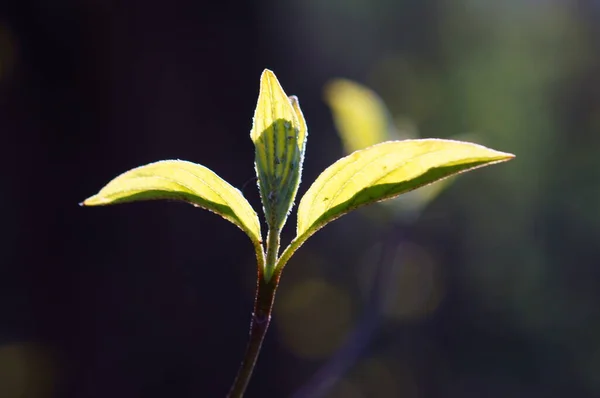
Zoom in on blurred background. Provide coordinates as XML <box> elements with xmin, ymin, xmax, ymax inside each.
<box><xmin>1</xmin><ymin>0</ymin><xmax>599</xmax><ymax>397</ymax></box>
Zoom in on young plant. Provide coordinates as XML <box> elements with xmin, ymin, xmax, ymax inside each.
<box><xmin>82</xmin><ymin>69</ymin><xmax>514</xmax><ymax>397</ymax></box>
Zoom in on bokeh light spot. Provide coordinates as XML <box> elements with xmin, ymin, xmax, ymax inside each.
<box><xmin>383</xmin><ymin>242</ymin><xmax>443</xmax><ymax>321</ymax></box>
<box><xmin>0</xmin><ymin>24</ymin><xmax>16</xmax><ymax>82</ymax></box>
<box><xmin>0</xmin><ymin>343</ymin><xmax>57</xmax><ymax>398</ymax></box>
<box><xmin>327</xmin><ymin>378</ymin><xmax>365</xmax><ymax>398</ymax></box>
<box><xmin>351</xmin><ymin>358</ymin><xmax>399</xmax><ymax>398</ymax></box>
<box><xmin>276</xmin><ymin>278</ymin><xmax>353</xmax><ymax>359</ymax></box>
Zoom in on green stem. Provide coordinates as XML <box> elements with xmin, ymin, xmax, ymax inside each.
<box><xmin>228</xmin><ymin>228</ymin><xmax>281</xmax><ymax>397</ymax></box>
<box><xmin>275</xmin><ymin>229</ymin><xmax>312</xmax><ymax>273</ymax></box>
<box><xmin>263</xmin><ymin>228</ymin><xmax>280</xmax><ymax>282</ymax></box>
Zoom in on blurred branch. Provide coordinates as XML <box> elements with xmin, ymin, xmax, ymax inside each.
<box><xmin>292</xmin><ymin>218</ymin><xmax>412</xmax><ymax>398</ymax></box>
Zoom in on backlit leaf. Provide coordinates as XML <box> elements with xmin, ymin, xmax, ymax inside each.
<box><xmin>296</xmin><ymin>139</ymin><xmax>514</xmax><ymax>239</ymax></box>
<box><xmin>251</xmin><ymin>69</ymin><xmax>305</xmax><ymax>231</ymax></box>
<box><xmin>325</xmin><ymin>79</ymin><xmax>454</xmax><ymax>216</ymax></box>
<box><xmin>83</xmin><ymin>160</ymin><xmax>263</xmax><ymax>247</ymax></box>
<box><xmin>289</xmin><ymin>95</ymin><xmax>308</xmax><ymax>164</ymax></box>
<box><xmin>324</xmin><ymin>79</ymin><xmax>394</xmax><ymax>153</ymax></box>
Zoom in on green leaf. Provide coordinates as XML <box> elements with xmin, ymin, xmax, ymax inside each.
<box><xmin>289</xmin><ymin>95</ymin><xmax>308</xmax><ymax>164</ymax></box>
<box><xmin>83</xmin><ymin>160</ymin><xmax>263</xmax><ymax>247</ymax></box>
<box><xmin>324</xmin><ymin>79</ymin><xmax>394</xmax><ymax>153</ymax></box>
<box><xmin>296</xmin><ymin>139</ymin><xmax>514</xmax><ymax>239</ymax></box>
<box><xmin>251</xmin><ymin>69</ymin><xmax>306</xmax><ymax>231</ymax></box>
<box><xmin>325</xmin><ymin>78</ymin><xmax>449</xmax><ymax>215</ymax></box>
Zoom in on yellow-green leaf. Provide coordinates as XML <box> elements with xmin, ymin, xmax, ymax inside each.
<box><xmin>325</xmin><ymin>78</ymin><xmax>451</xmax><ymax>215</ymax></box>
<box><xmin>324</xmin><ymin>79</ymin><xmax>394</xmax><ymax>153</ymax></box>
<box><xmin>83</xmin><ymin>160</ymin><xmax>263</xmax><ymax>247</ymax></box>
<box><xmin>251</xmin><ymin>69</ymin><xmax>305</xmax><ymax>231</ymax></box>
<box><xmin>296</xmin><ymin>139</ymin><xmax>514</xmax><ymax>239</ymax></box>
<box><xmin>289</xmin><ymin>95</ymin><xmax>308</xmax><ymax>162</ymax></box>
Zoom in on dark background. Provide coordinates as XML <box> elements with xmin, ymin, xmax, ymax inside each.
<box><xmin>1</xmin><ymin>1</ymin><xmax>599</xmax><ymax>397</ymax></box>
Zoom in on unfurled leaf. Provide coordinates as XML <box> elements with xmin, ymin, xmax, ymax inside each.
<box><xmin>296</xmin><ymin>139</ymin><xmax>514</xmax><ymax>239</ymax></box>
<box><xmin>251</xmin><ymin>69</ymin><xmax>306</xmax><ymax>231</ymax></box>
<box><xmin>324</xmin><ymin>79</ymin><xmax>394</xmax><ymax>153</ymax></box>
<box><xmin>83</xmin><ymin>160</ymin><xmax>263</xmax><ymax>247</ymax></box>
<box><xmin>325</xmin><ymin>78</ymin><xmax>448</xmax><ymax>215</ymax></box>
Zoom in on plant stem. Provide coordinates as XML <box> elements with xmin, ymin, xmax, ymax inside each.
<box><xmin>264</xmin><ymin>228</ymin><xmax>280</xmax><ymax>282</ymax></box>
<box><xmin>228</xmin><ymin>228</ymin><xmax>281</xmax><ymax>397</ymax></box>
<box><xmin>227</xmin><ymin>272</ymin><xmax>280</xmax><ymax>398</ymax></box>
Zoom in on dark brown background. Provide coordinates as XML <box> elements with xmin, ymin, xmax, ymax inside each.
<box><xmin>1</xmin><ymin>1</ymin><xmax>599</xmax><ymax>397</ymax></box>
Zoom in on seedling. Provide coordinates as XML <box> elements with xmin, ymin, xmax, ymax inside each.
<box><xmin>82</xmin><ymin>69</ymin><xmax>514</xmax><ymax>397</ymax></box>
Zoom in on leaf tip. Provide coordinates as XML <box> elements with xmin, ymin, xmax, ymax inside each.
<box><xmin>81</xmin><ymin>195</ymin><xmax>108</xmax><ymax>207</ymax></box>
<box><xmin>260</xmin><ymin>69</ymin><xmax>277</xmax><ymax>87</ymax></box>
<box><xmin>495</xmin><ymin>151</ymin><xmax>516</xmax><ymax>162</ymax></box>
<box><xmin>261</xmin><ymin>68</ymin><xmax>275</xmax><ymax>76</ymax></box>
